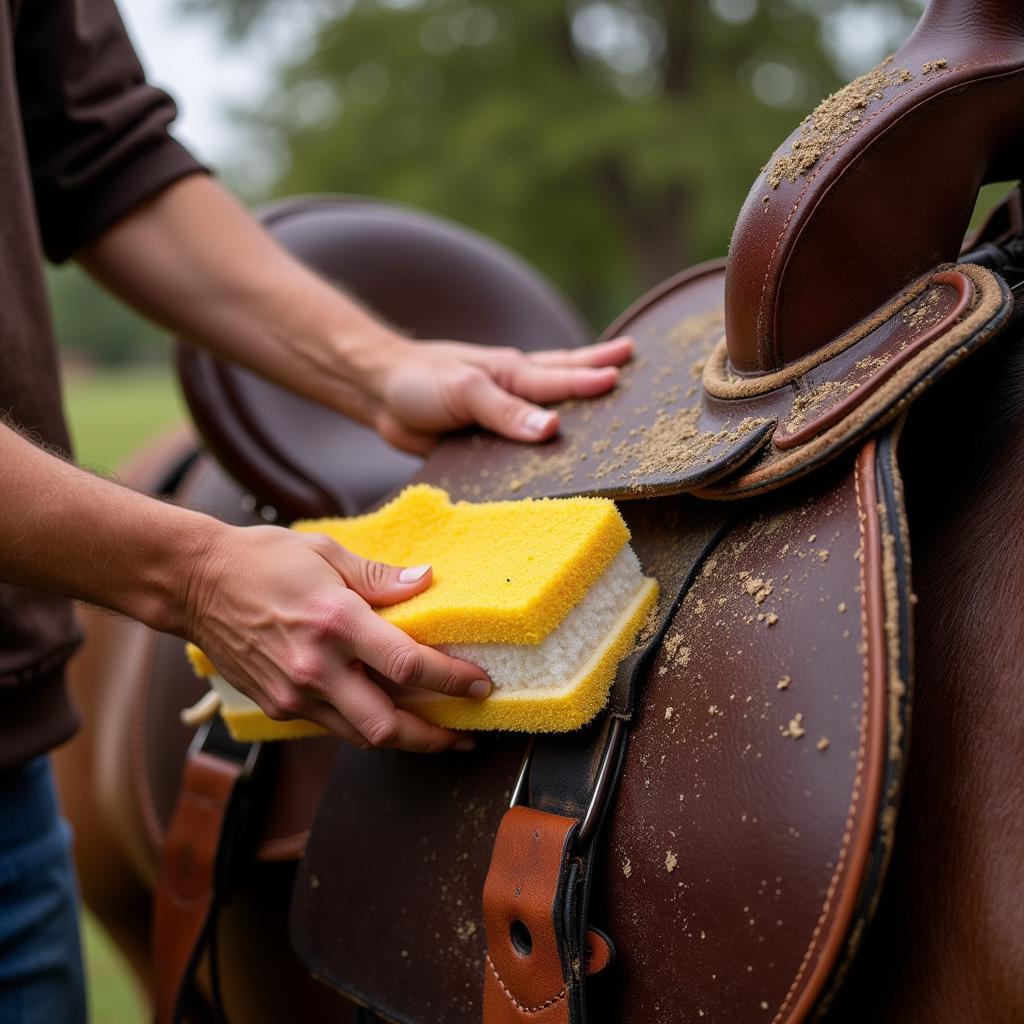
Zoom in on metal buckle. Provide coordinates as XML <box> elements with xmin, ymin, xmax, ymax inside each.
<box><xmin>508</xmin><ymin>717</ymin><xmax>624</xmax><ymax>844</ymax></box>
<box><xmin>188</xmin><ymin>716</ymin><xmax>263</xmax><ymax>781</ymax></box>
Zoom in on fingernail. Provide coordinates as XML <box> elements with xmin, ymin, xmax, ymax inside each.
<box><xmin>468</xmin><ymin>679</ymin><xmax>491</xmax><ymax>700</ymax></box>
<box><xmin>524</xmin><ymin>410</ymin><xmax>554</xmax><ymax>436</ymax></box>
<box><xmin>398</xmin><ymin>564</ymin><xmax>431</xmax><ymax>584</ymax></box>
<box><xmin>454</xmin><ymin>738</ymin><xmax>476</xmax><ymax>752</ymax></box>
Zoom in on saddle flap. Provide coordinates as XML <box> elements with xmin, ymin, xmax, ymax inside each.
<box><xmin>416</xmin><ymin>262</ymin><xmax>774</xmax><ymax>503</ymax></box>
<box><xmin>290</xmin><ymin>435</ymin><xmax>912</xmax><ymax>1023</ymax></box>
<box><xmin>417</xmin><ymin>261</ymin><xmax>1011</xmax><ymax>505</ymax></box>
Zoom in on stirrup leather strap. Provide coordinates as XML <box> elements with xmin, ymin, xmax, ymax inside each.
<box><xmin>152</xmin><ymin>719</ymin><xmax>267</xmax><ymax>1024</ymax></box>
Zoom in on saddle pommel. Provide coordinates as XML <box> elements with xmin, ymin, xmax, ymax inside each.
<box><xmin>724</xmin><ymin>0</ymin><xmax>1024</xmax><ymax>374</ymax></box>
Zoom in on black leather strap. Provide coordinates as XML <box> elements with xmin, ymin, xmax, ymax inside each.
<box><xmin>506</xmin><ymin>494</ymin><xmax>735</xmax><ymax>1023</ymax></box>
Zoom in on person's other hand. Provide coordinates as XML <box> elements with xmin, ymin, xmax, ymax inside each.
<box><xmin>185</xmin><ymin>525</ymin><xmax>489</xmax><ymax>752</ymax></box>
<box><xmin>372</xmin><ymin>336</ymin><xmax>633</xmax><ymax>454</ymax></box>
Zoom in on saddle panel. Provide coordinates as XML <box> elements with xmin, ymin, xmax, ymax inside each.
<box><xmin>291</xmin><ymin>436</ymin><xmax>912</xmax><ymax>1023</ymax></box>
<box><xmin>590</xmin><ymin>439</ymin><xmax>910</xmax><ymax>1023</ymax></box>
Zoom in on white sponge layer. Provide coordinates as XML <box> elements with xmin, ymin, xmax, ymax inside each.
<box><xmin>440</xmin><ymin>544</ymin><xmax>646</xmax><ymax>691</ymax></box>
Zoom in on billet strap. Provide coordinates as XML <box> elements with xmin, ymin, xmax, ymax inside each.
<box><xmin>152</xmin><ymin>719</ymin><xmax>269</xmax><ymax>1024</ymax></box>
<box><xmin>482</xmin><ymin>808</ymin><xmax>614</xmax><ymax>1024</ymax></box>
<box><xmin>481</xmin><ymin>500</ymin><xmax>732</xmax><ymax>1024</ymax></box>
<box><xmin>482</xmin><ymin>809</ymin><xmax>578</xmax><ymax>1024</ymax></box>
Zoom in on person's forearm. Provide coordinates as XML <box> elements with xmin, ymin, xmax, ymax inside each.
<box><xmin>0</xmin><ymin>422</ymin><xmax>222</xmax><ymax>634</ymax></box>
<box><xmin>77</xmin><ymin>175</ymin><xmax>401</xmax><ymax>426</ymax></box>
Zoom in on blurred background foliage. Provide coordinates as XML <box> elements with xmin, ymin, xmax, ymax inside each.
<box><xmin>52</xmin><ymin>0</ymin><xmax>928</xmax><ymax>368</ymax></box>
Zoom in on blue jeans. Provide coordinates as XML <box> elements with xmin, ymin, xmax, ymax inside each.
<box><xmin>0</xmin><ymin>757</ymin><xmax>86</xmax><ymax>1024</ymax></box>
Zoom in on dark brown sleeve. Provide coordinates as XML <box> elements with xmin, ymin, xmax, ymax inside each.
<box><xmin>14</xmin><ymin>0</ymin><xmax>208</xmax><ymax>262</ymax></box>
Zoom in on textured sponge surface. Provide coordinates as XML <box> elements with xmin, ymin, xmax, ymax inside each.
<box><xmin>294</xmin><ymin>484</ymin><xmax>630</xmax><ymax>645</ymax></box>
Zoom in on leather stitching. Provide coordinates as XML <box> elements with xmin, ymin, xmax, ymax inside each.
<box><xmin>486</xmin><ymin>953</ymin><xmax>566</xmax><ymax>1016</ymax></box>
<box><xmin>768</xmin><ymin>451</ymin><xmax>873</xmax><ymax>1024</ymax></box>
<box><xmin>259</xmin><ymin>831</ymin><xmax>309</xmax><ymax>858</ymax></box>
<box><xmin>756</xmin><ymin>60</ymin><xmax>968</xmax><ymax>369</ymax></box>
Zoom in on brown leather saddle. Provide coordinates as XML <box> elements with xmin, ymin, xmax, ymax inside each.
<box><xmin>144</xmin><ymin>1</ymin><xmax>1024</xmax><ymax>1021</ymax></box>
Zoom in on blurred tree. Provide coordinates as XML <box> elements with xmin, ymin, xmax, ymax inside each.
<box><xmin>48</xmin><ymin>0</ymin><xmax>927</xmax><ymax>366</ymax></box>
<box><xmin>186</xmin><ymin>0</ymin><xmax>923</xmax><ymax>327</ymax></box>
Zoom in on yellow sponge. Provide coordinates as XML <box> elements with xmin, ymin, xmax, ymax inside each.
<box><xmin>184</xmin><ymin>485</ymin><xmax>657</xmax><ymax>740</ymax></box>
<box><xmin>294</xmin><ymin>484</ymin><xmax>630</xmax><ymax>645</ymax></box>
<box><xmin>402</xmin><ymin>575</ymin><xmax>658</xmax><ymax>732</ymax></box>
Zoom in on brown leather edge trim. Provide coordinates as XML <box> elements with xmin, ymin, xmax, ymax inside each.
<box><xmin>697</xmin><ymin>263</ymin><xmax>1008</xmax><ymax>500</ymax></box>
<box><xmin>774</xmin><ymin>270</ymin><xmax>974</xmax><ymax>449</ymax></box>
<box><xmin>599</xmin><ymin>259</ymin><xmax>727</xmax><ymax>342</ymax></box>
<box><xmin>771</xmin><ymin>441</ymin><xmax>888</xmax><ymax>1024</ymax></box>
<box><xmin>704</xmin><ymin>272</ymin><xmax>935</xmax><ymax>399</ymax></box>
<box><xmin>812</xmin><ymin>421</ymin><xmax>915</xmax><ymax>1019</ymax></box>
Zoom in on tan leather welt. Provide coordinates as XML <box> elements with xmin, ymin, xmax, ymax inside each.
<box><xmin>774</xmin><ymin>269</ymin><xmax>975</xmax><ymax>449</ymax></box>
<box><xmin>771</xmin><ymin>441</ymin><xmax>889</xmax><ymax>1024</ymax></box>
<box><xmin>704</xmin><ymin>271</ymin><xmax>937</xmax><ymax>399</ymax></box>
<box><xmin>701</xmin><ymin>263</ymin><xmax>1005</xmax><ymax>499</ymax></box>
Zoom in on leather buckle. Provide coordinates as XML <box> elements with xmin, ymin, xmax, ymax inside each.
<box><xmin>508</xmin><ymin>718</ymin><xmax>624</xmax><ymax>845</ymax></box>
<box><xmin>189</xmin><ymin>715</ymin><xmax>263</xmax><ymax>780</ymax></box>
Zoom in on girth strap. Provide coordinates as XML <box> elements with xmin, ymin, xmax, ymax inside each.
<box><xmin>481</xmin><ymin>495</ymin><xmax>734</xmax><ymax>1024</ymax></box>
<box><xmin>152</xmin><ymin>719</ymin><xmax>269</xmax><ymax>1024</ymax></box>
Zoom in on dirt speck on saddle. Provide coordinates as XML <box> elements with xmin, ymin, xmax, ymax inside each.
<box><xmin>657</xmin><ymin>632</ymin><xmax>691</xmax><ymax>676</ymax></box>
<box><xmin>668</xmin><ymin>308</ymin><xmax>725</xmax><ymax>363</ymax></box>
<box><xmin>781</xmin><ymin>713</ymin><xmax>805</xmax><ymax>739</ymax></box>
<box><xmin>765</xmin><ymin>56</ymin><xmax>916</xmax><ymax>189</ymax></box>
<box><xmin>900</xmin><ymin>286</ymin><xmax>944</xmax><ymax>331</ymax></box>
<box><xmin>594</xmin><ymin>406</ymin><xmax>768</xmax><ymax>482</ymax></box>
<box><xmin>665</xmin><ymin>850</ymin><xmax>678</xmax><ymax>873</ymax></box>
<box><xmin>786</xmin><ymin>378</ymin><xmax>859</xmax><ymax>430</ymax></box>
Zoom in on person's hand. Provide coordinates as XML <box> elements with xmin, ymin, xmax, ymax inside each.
<box><xmin>185</xmin><ymin>524</ymin><xmax>490</xmax><ymax>752</ymax></box>
<box><xmin>371</xmin><ymin>336</ymin><xmax>634</xmax><ymax>454</ymax></box>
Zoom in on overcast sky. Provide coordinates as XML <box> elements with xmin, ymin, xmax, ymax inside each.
<box><xmin>118</xmin><ymin>0</ymin><xmax>270</xmax><ymax>166</ymax></box>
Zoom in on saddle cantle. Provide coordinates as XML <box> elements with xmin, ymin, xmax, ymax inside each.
<box><xmin>176</xmin><ymin>196</ymin><xmax>590</xmax><ymax>520</ymax></box>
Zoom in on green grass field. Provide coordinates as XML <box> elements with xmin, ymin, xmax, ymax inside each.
<box><xmin>64</xmin><ymin>364</ymin><xmax>186</xmax><ymax>473</ymax></box>
<box><xmin>64</xmin><ymin>367</ymin><xmax>183</xmax><ymax>1023</ymax></box>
